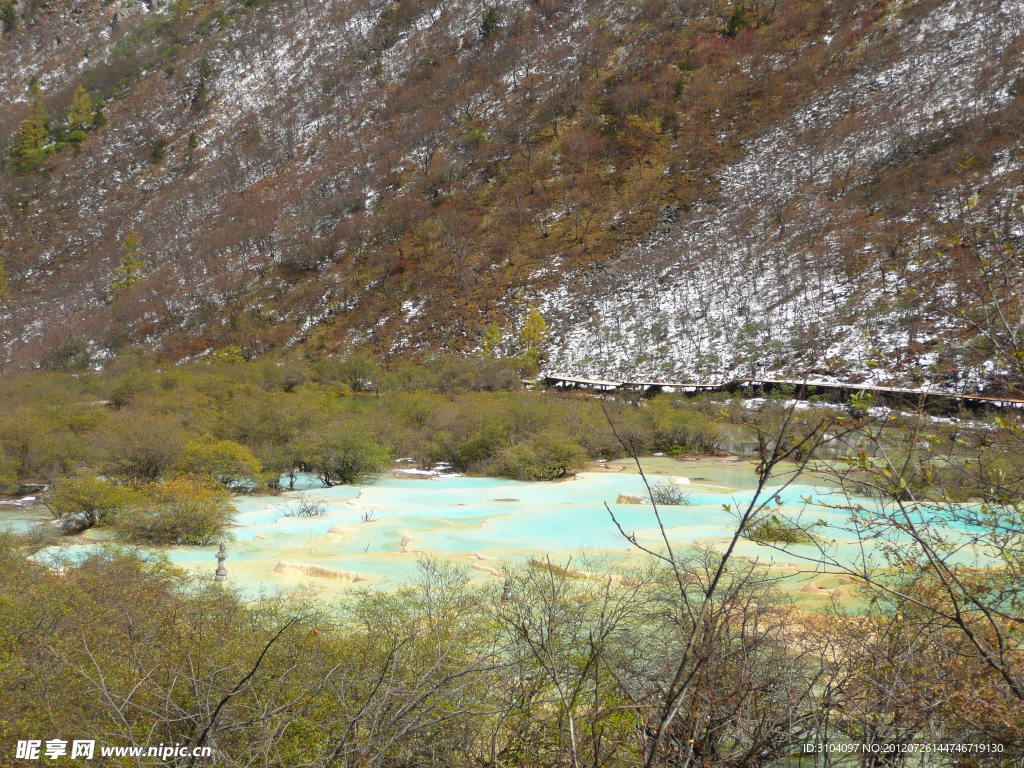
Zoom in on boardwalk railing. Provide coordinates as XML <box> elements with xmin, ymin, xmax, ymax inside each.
<box><xmin>536</xmin><ymin>374</ymin><xmax>1024</xmax><ymax>411</ymax></box>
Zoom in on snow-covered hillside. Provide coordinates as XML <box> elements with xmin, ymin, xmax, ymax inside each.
<box><xmin>540</xmin><ymin>0</ymin><xmax>1024</xmax><ymax>390</ymax></box>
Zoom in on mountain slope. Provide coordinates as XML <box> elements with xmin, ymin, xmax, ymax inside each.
<box><xmin>1</xmin><ymin>0</ymin><xmax>1021</xmax><ymax>390</ymax></box>
<box><xmin>542</xmin><ymin>0</ymin><xmax>1024</xmax><ymax>391</ymax></box>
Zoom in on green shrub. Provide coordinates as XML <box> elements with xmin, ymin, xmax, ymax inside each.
<box><xmin>0</xmin><ymin>451</ymin><xmax>18</xmax><ymax>494</ymax></box>
<box><xmin>102</xmin><ymin>412</ymin><xmax>185</xmax><ymax>482</ymax></box>
<box><xmin>108</xmin><ymin>478</ymin><xmax>232</xmax><ymax>545</ymax></box>
<box><xmin>108</xmin><ymin>368</ymin><xmax>158</xmax><ymax>409</ymax></box>
<box><xmin>647</xmin><ymin>397</ymin><xmax>722</xmax><ymax>454</ymax></box>
<box><xmin>484</xmin><ymin>433</ymin><xmax>587</xmax><ymax>481</ymax></box>
<box><xmin>50</xmin><ymin>475</ymin><xmax>142</xmax><ymax>526</ymax></box>
<box><xmin>178</xmin><ymin>435</ymin><xmax>263</xmax><ymax>489</ymax></box>
<box><xmin>0</xmin><ymin>406</ymin><xmax>82</xmax><ymax>480</ymax></box>
<box><xmin>312</xmin><ymin>351</ymin><xmax>380</xmax><ymax>391</ymax></box>
<box><xmin>743</xmin><ymin>515</ymin><xmax>822</xmax><ymax>544</ymax></box>
<box><xmin>313</xmin><ymin>429</ymin><xmax>390</xmax><ymax>485</ymax></box>
<box><xmin>446</xmin><ymin>422</ymin><xmax>508</xmax><ymax>471</ymax></box>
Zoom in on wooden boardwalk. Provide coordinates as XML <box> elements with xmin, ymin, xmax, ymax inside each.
<box><xmin>538</xmin><ymin>374</ymin><xmax>1024</xmax><ymax>410</ymax></box>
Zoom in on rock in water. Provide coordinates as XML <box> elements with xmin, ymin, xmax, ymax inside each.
<box><xmin>616</xmin><ymin>494</ymin><xmax>645</xmax><ymax>505</ymax></box>
<box><xmin>52</xmin><ymin>512</ymin><xmax>92</xmax><ymax>535</ymax></box>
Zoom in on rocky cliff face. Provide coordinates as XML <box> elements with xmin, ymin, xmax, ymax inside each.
<box><xmin>1</xmin><ymin>0</ymin><xmax>1021</xmax><ymax>390</ymax></box>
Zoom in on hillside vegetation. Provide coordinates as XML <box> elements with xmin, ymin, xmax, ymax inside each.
<box><xmin>0</xmin><ymin>353</ymin><xmax>726</xmax><ymax>501</ymax></box>
<box><xmin>2</xmin><ymin>0</ymin><xmax>1021</xmax><ymax>391</ymax></box>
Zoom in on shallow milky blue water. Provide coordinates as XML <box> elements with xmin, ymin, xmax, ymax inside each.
<box><xmin>161</xmin><ymin>469</ymin><xmax>892</xmax><ymax>593</ymax></box>
<box><xmin>17</xmin><ymin>466</ymin><xmax>985</xmax><ymax>596</ymax></box>
<box><xmin>226</xmin><ymin>472</ymin><xmax>835</xmax><ymax>549</ymax></box>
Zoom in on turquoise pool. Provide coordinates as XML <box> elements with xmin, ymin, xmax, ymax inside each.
<box><xmin>15</xmin><ymin>460</ymin><xmax>990</xmax><ymax>598</ymax></box>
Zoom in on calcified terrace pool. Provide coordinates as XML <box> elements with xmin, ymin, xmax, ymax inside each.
<box><xmin>18</xmin><ymin>458</ymin><xmax>989</xmax><ymax>601</ymax></box>
<box><xmin>169</xmin><ymin>459</ymin><xmax>824</xmax><ymax>590</ymax></box>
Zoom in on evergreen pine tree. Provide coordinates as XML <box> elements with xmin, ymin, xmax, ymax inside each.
<box><xmin>66</xmin><ymin>84</ymin><xmax>94</xmax><ymax>134</ymax></box>
<box><xmin>8</xmin><ymin>79</ymin><xmax>50</xmax><ymax>172</ymax></box>
<box><xmin>519</xmin><ymin>305</ymin><xmax>550</xmax><ymax>374</ymax></box>
<box><xmin>481</xmin><ymin>323</ymin><xmax>503</xmax><ymax>358</ymax></box>
<box><xmin>0</xmin><ymin>2</ymin><xmax>16</xmax><ymax>33</ymax></box>
<box><xmin>111</xmin><ymin>232</ymin><xmax>145</xmax><ymax>298</ymax></box>
<box><xmin>480</xmin><ymin>7</ymin><xmax>499</xmax><ymax>39</ymax></box>
<box><xmin>191</xmin><ymin>58</ymin><xmax>213</xmax><ymax>110</ymax></box>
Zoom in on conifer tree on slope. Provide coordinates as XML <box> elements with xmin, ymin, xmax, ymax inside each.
<box><xmin>110</xmin><ymin>232</ymin><xmax>146</xmax><ymax>299</ymax></box>
<box><xmin>7</xmin><ymin>79</ymin><xmax>50</xmax><ymax>172</ymax></box>
<box><xmin>66</xmin><ymin>84</ymin><xmax>94</xmax><ymax>136</ymax></box>
<box><xmin>519</xmin><ymin>306</ymin><xmax>551</xmax><ymax>374</ymax></box>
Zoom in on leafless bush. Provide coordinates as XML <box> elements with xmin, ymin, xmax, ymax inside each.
<box><xmin>282</xmin><ymin>492</ymin><xmax>325</xmax><ymax>517</ymax></box>
<box><xmin>649</xmin><ymin>481</ymin><xmax>691</xmax><ymax>505</ymax></box>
